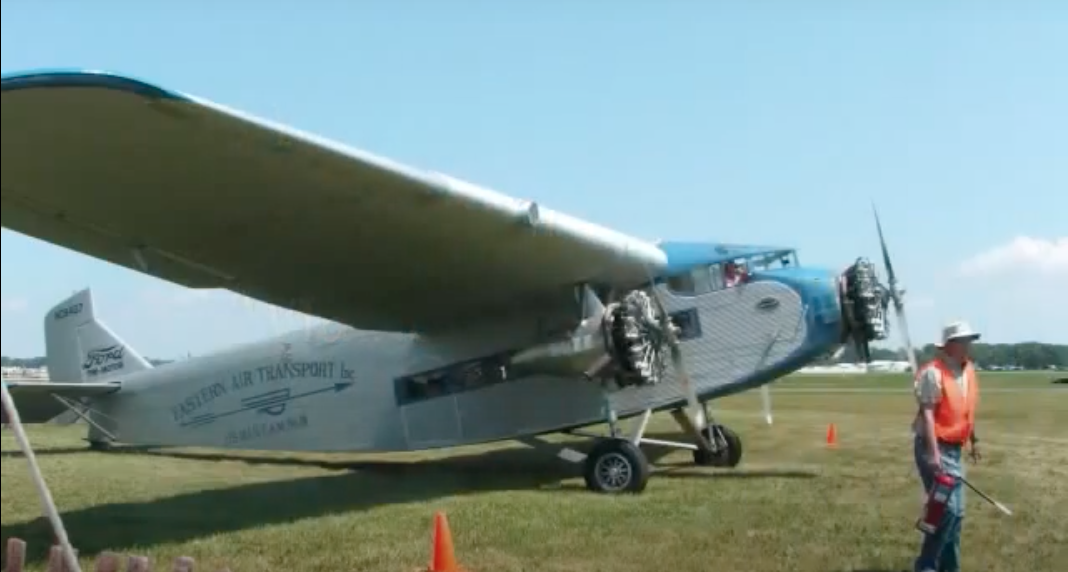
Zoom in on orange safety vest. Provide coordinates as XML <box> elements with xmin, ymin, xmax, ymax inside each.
<box><xmin>916</xmin><ymin>357</ymin><xmax>979</xmax><ymax>444</ymax></box>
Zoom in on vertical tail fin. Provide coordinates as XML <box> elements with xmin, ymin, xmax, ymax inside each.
<box><xmin>44</xmin><ymin>289</ymin><xmax>152</xmax><ymax>382</ymax></box>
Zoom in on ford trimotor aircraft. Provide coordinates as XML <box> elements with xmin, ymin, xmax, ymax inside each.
<box><xmin>1</xmin><ymin>69</ymin><xmax>914</xmax><ymax>494</ymax></box>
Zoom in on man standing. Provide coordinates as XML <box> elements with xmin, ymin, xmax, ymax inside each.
<box><xmin>913</xmin><ymin>321</ymin><xmax>983</xmax><ymax>572</ymax></box>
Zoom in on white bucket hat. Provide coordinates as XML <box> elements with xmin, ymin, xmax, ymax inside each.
<box><xmin>934</xmin><ymin>320</ymin><xmax>981</xmax><ymax>348</ymax></box>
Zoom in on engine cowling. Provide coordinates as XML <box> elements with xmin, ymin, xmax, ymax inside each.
<box><xmin>505</xmin><ymin>288</ymin><xmax>675</xmax><ymax>389</ymax></box>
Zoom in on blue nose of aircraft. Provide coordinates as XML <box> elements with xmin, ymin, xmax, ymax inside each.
<box><xmin>751</xmin><ymin>266</ymin><xmax>846</xmax><ymax>351</ymax></box>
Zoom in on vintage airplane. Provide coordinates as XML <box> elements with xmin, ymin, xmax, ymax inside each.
<box><xmin>1</xmin><ymin>68</ymin><xmax>915</xmax><ymax>494</ymax></box>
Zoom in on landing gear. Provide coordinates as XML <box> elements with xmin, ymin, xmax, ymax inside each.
<box><xmin>692</xmin><ymin>425</ymin><xmax>742</xmax><ymax>467</ymax></box>
<box><xmin>583</xmin><ymin>438</ymin><xmax>651</xmax><ymax>493</ymax></box>
<box><xmin>87</xmin><ymin>439</ymin><xmax>112</xmax><ymax>452</ymax></box>
<box><xmin>524</xmin><ymin>398</ymin><xmax>746</xmax><ymax>494</ymax></box>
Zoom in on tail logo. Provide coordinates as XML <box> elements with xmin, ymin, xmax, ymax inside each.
<box><xmin>83</xmin><ymin>345</ymin><xmax>125</xmax><ymax>377</ymax></box>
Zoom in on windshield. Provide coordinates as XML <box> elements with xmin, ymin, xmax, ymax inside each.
<box><xmin>746</xmin><ymin>250</ymin><xmax>797</xmax><ymax>271</ymax></box>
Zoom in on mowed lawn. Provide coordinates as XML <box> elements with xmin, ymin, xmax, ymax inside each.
<box><xmin>2</xmin><ymin>373</ymin><xmax>1065</xmax><ymax>571</ymax></box>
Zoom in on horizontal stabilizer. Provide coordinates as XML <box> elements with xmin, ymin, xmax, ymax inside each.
<box><xmin>1</xmin><ymin>381</ymin><xmax>121</xmax><ymax>424</ymax></box>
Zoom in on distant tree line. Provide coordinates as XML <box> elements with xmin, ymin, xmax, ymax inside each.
<box><xmin>824</xmin><ymin>343</ymin><xmax>1067</xmax><ymax>370</ymax></box>
<box><xmin>2</xmin><ymin>356</ymin><xmax>172</xmax><ymax>368</ymax></box>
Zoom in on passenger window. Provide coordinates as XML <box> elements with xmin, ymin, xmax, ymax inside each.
<box><xmin>709</xmin><ymin>264</ymin><xmax>725</xmax><ymax>290</ymax></box>
<box><xmin>453</xmin><ymin>359</ymin><xmax>505</xmax><ymax>390</ymax></box>
<box><xmin>692</xmin><ymin>266</ymin><xmax>713</xmax><ymax>294</ymax></box>
<box><xmin>395</xmin><ymin>353</ymin><xmax>513</xmax><ymax>405</ymax></box>
<box><xmin>667</xmin><ymin>266</ymin><xmax>717</xmax><ymax>296</ymax></box>
<box><xmin>667</xmin><ymin>273</ymin><xmax>696</xmax><ymax>294</ymax></box>
<box><xmin>402</xmin><ymin>372</ymin><xmax>450</xmax><ymax>401</ymax></box>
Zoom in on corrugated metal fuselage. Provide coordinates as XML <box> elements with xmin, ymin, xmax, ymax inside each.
<box><xmin>91</xmin><ymin>269</ymin><xmax>844</xmax><ymax>452</ymax></box>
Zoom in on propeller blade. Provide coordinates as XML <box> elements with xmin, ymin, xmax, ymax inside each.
<box><xmin>651</xmin><ymin>290</ymin><xmax>701</xmax><ymax>413</ymax></box>
<box><xmin>872</xmin><ymin>204</ymin><xmax>898</xmax><ymax>290</ymax></box>
<box><xmin>761</xmin><ymin>384</ymin><xmax>773</xmax><ymax>425</ymax></box>
<box><xmin>579</xmin><ymin>284</ymin><xmax>606</xmax><ymax>319</ymax></box>
<box><xmin>872</xmin><ymin>204</ymin><xmax>919</xmax><ymax>372</ymax></box>
<box><xmin>641</xmin><ymin>273</ymin><xmax>703</xmax><ymax>428</ymax></box>
<box><xmin>892</xmin><ymin>304</ymin><xmax>919</xmax><ymax>372</ymax></box>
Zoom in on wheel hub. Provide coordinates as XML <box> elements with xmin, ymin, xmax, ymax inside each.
<box><xmin>596</xmin><ymin>453</ymin><xmax>633</xmax><ymax>490</ymax></box>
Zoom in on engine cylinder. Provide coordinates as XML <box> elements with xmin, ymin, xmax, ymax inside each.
<box><xmin>839</xmin><ymin>258</ymin><xmax>890</xmax><ymax>361</ymax></box>
<box><xmin>600</xmin><ymin>290</ymin><xmax>671</xmax><ymax>388</ymax></box>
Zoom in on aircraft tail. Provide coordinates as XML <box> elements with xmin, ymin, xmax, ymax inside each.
<box><xmin>44</xmin><ymin>289</ymin><xmax>152</xmax><ymax>382</ymax></box>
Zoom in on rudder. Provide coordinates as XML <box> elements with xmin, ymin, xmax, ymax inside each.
<box><xmin>44</xmin><ymin>289</ymin><xmax>152</xmax><ymax>382</ymax></box>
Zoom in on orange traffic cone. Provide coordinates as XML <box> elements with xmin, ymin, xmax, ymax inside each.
<box><xmin>428</xmin><ymin>512</ymin><xmax>463</xmax><ymax>571</ymax></box>
<box><xmin>826</xmin><ymin>423</ymin><xmax>837</xmax><ymax>447</ymax></box>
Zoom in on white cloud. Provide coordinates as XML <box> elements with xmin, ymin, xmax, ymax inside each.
<box><xmin>958</xmin><ymin>237</ymin><xmax>1068</xmax><ymax>278</ymax></box>
<box><xmin>0</xmin><ymin>296</ymin><xmax>27</xmax><ymax>314</ymax></box>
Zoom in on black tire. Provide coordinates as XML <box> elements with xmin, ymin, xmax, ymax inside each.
<box><xmin>692</xmin><ymin>425</ymin><xmax>742</xmax><ymax>468</ymax></box>
<box><xmin>87</xmin><ymin>440</ymin><xmax>112</xmax><ymax>452</ymax></box>
<box><xmin>583</xmin><ymin>438</ymin><xmax>651</xmax><ymax>494</ymax></box>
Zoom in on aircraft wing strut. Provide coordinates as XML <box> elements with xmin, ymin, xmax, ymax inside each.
<box><xmin>1</xmin><ymin>381</ymin><xmax>121</xmax><ymax>424</ymax></box>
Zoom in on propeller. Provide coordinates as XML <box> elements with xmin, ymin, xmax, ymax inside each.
<box><xmin>872</xmin><ymin>204</ymin><xmax>918</xmax><ymax>372</ymax></box>
<box><xmin>639</xmin><ymin>267</ymin><xmax>769</xmax><ymax>430</ymax></box>
<box><xmin>640</xmin><ymin>273</ymin><xmax>705</xmax><ymax>431</ymax></box>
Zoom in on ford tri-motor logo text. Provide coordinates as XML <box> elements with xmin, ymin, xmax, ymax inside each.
<box><xmin>83</xmin><ymin>345</ymin><xmax>125</xmax><ymax>377</ymax></box>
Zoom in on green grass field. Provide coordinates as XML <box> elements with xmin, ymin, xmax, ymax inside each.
<box><xmin>2</xmin><ymin>373</ymin><xmax>1065</xmax><ymax>571</ymax></box>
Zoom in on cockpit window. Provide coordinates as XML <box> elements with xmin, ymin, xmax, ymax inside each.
<box><xmin>665</xmin><ymin>250</ymin><xmax>798</xmax><ymax>296</ymax></box>
<box><xmin>723</xmin><ymin>260</ymin><xmax>748</xmax><ymax>287</ymax></box>
<box><xmin>747</xmin><ymin>251</ymin><xmax>798</xmax><ymax>271</ymax></box>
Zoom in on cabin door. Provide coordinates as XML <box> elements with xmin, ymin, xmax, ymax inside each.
<box><xmin>401</xmin><ymin>397</ymin><xmax>463</xmax><ymax>449</ymax></box>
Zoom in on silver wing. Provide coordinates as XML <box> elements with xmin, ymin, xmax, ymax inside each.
<box><xmin>2</xmin><ymin>70</ymin><xmax>667</xmax><ymax>333</ymax></box>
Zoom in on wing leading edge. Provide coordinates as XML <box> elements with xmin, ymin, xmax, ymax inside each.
<box><xmin>1</xmin><ymin>69</ymin><xmax>667</xmax><ymax>333</ymax></box>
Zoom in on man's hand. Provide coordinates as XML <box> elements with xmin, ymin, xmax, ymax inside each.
<box><xmin>969</xmin><ymin>441</ymin><xmax>982</xmax><ymax>463</ymax></box>
<box><xmin>927</xmin><ymin>449</ymin><xmax>943</xmax><ymax>474</ymax></box>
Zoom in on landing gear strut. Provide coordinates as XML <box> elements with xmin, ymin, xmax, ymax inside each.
<box><xmin>692</xmin><ymin>425</ymin><xmax>742</xmax><ymax>467</ymax></box>
<box><xmin>536</xmin><ymin>400</ymin><xmax>744</xmax><ymax>494</ymax></box>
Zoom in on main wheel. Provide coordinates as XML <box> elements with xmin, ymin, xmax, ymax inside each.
<box><xmin>87</xmin><ymin>439</ymin><xmax>112</xmax><ymax>452</ymax></box>
<box><xmin>692</xmin><ymin>425</ymin><xmax>742</xmax><ymax>467</ymax></box>
<box><xmin>583</xmin><ymin>438</ymin><xmax>651</xmax><ymax>494</ymax></box>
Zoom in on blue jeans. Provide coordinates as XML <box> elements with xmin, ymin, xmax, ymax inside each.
<box><xmin>914</xmin><ymin>436</ymin><xmax>965</xmax><ymax>572</ymax></box>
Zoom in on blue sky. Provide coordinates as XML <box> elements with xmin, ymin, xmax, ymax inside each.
<box><xmin>2</xmin><ymin>1</ymin><xmax>1065</xmax><ymax>358</ymax></box>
